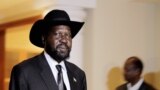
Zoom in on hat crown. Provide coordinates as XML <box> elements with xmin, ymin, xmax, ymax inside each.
<box><xmin>30</xmin><ymin>9</ymin><xmax>84</xmax><ymax>48</ymax></box>
<box><xmin>44</xmin><ymin>9</ymin><xmax>70</xmax><ymax>21</ymax></box>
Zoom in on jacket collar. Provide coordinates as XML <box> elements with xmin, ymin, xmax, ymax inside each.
<box><xmin>38</xmin><ymin>53</ymin><xmax>58</xmax><ymax>90</ymax></box>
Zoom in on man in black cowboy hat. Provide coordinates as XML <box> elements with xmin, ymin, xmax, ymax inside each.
<box><xmin>9</xmin><ymin>9</ymin><xmax>87</xmax><ymax>90</ymax></box>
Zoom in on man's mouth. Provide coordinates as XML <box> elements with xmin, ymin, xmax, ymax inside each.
<box><xmin>57</xmin><ymin>44</ymin><xmax>68</xmax><ymax>52</ymax></box>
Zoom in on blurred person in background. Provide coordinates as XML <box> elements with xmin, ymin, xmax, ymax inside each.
<box><xmin>116</xmin><ymin>56</ymin><xmax>156</xmax><ymax>90</ymax></box>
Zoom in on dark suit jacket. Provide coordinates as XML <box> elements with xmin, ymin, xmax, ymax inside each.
<box><xmin>9</xmin><ymin>53</ymin><xmax>87</xmax><ymax>90</ymax></box>
<box><xmin>116</xmin><ymin>81</ymin><xmax>156</xmax><ymax>90</ymax></box>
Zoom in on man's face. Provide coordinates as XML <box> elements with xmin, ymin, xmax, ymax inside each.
<box><xmin>44</xmin><ymin>25</ymin><xmax>72</xmax><ymax>62</ymax></box>
<box><xmin>123</xmin><ymin>60</ymin><xmax>139</xmax><ymax>82</ymax></box>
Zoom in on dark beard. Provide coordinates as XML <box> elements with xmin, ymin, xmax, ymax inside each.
<box><xmin>45</xmin><ymin>43</ymin><xmax>71</xmax><ymax>63</ymax></box>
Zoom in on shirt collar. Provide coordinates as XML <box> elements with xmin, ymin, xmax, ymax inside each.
<box><xmin>44</xmin><ymin>51</ymin><xmax>67</xmax><ymax>71</ymax></box>
<box><xmin>127</xmin><ymin>78</ymin><xmax>144</xmax><ymax>90</ymax></box>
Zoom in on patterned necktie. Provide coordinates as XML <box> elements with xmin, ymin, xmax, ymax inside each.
<box><xmin>56</xmin><ymin>65</ymin><xmax>66</xmax><ymax>90</ymax></box>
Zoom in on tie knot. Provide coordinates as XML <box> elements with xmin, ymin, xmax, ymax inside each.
<box><xmin>56</xmin><ymin>65</ymin><xmax>62</xmax><ymax>72</ymax></box>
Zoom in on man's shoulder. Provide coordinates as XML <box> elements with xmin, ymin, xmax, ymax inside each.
<box><xmin>65</xmin><ymin>61</ymin><xmax>83</xmax><ymax>70</ymax></box>
<box><xmin>65</xmin><ymin>61</ymin><xmax>85</xmax><ymax>74</ymax></box>
<box><xmin>141</xmin><ymin>81</ymin><xmax>156</xmax><ymax>90</ymax></box>
<box><xmin>65</xmin><ymin>61</ymin><xmax>86</xmax><ymax>83</ymax></box>
<box><xmin>116</xmin><ymin>83</ymin><xmax>127</xmax><ymax>90</ymax></box>
<box><xmin>12</xmin><ymin>54</ymin><xmax>42</xmax><ymax>72</ymax></box>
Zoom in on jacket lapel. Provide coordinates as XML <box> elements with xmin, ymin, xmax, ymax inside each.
<box><xmin>139</xmin><ymin>82</ymin><xmax>146</xmax><ymax>90</ymax></box>
<box><xmin>65</xmin><ymin>62</ymin><xmax>78</xmax><ymax>90</ymax></box>
<box><xmin>38</xmin><ymin>53</ymin><xmax>58</xmax><ymax>90</ymax></box>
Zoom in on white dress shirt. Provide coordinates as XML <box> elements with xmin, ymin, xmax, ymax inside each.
<box><xmin>127</xmin><ymin>78</ymin><xmax>144</xmax><ymax>90</ymax></box>
<box><xmin>44</xmin><ymin>51</ymin><xmax>70</xmax><ymax>90</ymax></box>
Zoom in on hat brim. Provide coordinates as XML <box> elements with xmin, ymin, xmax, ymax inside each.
<box><xmin>29</xmin><ymin>20</ymin><xmax>84</xmax><ymax>48</ymax></box>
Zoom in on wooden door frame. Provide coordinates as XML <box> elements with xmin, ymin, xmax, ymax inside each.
<box><xmin>0</xmin><ymin>15</ymin><xmax>42</xmax><ymax>90</ymax></box>
<box><xmin>0</xmin><ymin>15</ymin><xmax>42</xmax><ymax>30</ymax></box>
<box><xmin>0</xmin><ymin>30</ymin><xmax>5</xmax><ymax>90</ymax></box>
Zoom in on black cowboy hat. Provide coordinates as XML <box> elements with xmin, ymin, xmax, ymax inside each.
<box><xmin>29</xmin><ymin>9</ymin><xmax>84</xmax><ymax>48</ymax></box>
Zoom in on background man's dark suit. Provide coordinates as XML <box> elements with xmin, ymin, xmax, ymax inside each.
<box><xmin>9</xmin><ymin>53</ymin><xmax>87</xmax><ymax>90</ymax></box>
<box><xmin>116</xmin><ymin>81</ymin><xmax>156</xmax><ymax>90</ymax></box>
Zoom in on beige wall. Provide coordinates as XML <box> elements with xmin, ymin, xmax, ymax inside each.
<box><xmin>155</xmin><ymin>3</ymin><xmax>160</xmax><ymax>89</ymax></box>
<box><xmin>84</xmin><ymin>0</ymin><xmax>160</xmax><ymax>90</ymax></box>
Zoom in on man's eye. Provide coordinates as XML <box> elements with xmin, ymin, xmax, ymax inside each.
<box><xmin>53</xmin><ymin>32</ymin><xmax>71</xmax><ymax>38</ymax></box>
<box><xmin>54</xmin><ymin>33</ymin><xmax>61</xmax><ymax>36</ymax></box>
<box><xmin>65</xmin><ymin>33</ymin><xmax>71</xmax><ymax>37</ymax></box>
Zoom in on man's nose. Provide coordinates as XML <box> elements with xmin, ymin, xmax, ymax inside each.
<box><xmin>59</xmin><ymin>35</ymin><xmax>67</xmax><ymax>43</ymax></box>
